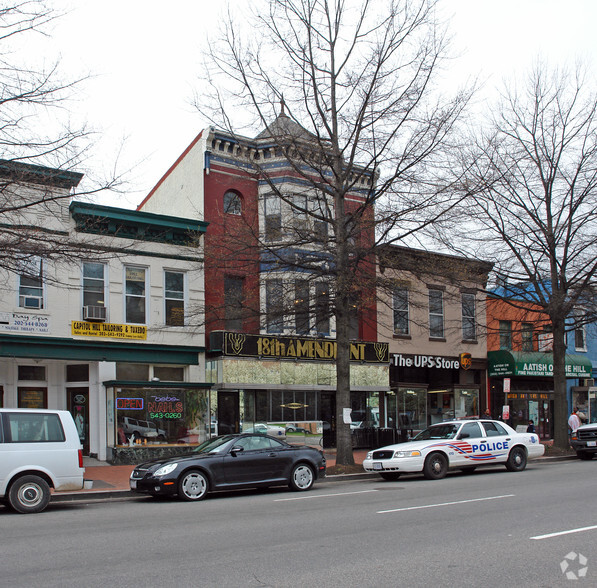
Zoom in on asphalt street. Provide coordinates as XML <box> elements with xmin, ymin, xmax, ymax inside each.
<box><xmin>2</xmin><ymin>459</ymin><xmax>595</xmax><ymax>587</ymax></box>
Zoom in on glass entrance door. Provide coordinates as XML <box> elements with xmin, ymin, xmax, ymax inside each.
<box><xmin>68</xmin><ymin>387</ymin><xmax>89</xmax><ymax>455</ymax></box>
<box><xmin>218</xmin><ymin>391</ymin><xmax>240</xmax><ymax>435</ymax></box>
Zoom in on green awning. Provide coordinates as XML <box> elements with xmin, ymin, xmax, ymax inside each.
<box><xmin>0</xmin><ymin>334</ymin><xmax>203</xmax><ymax>365</ymax></box>
<box><xmin>488</xmin><ymin>350</ymin><xmax>593</xmax><ymax>378</ymax></box>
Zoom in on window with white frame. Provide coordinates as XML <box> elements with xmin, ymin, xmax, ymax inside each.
<box><xmin>393</xmin><ymin>287</ymin><xmax>409</xmax><ymax>335</ymax></box>
<box><xmin>223</xmin><ymin>190</ymin><xmax>242</xmax><ymax>215</ymax></box>
<box><xmin>18</xmin><ymin>256</ymin><xmax>44</xmax><ymax>309</ymax></box>
<box><xmin>125</xmin><ymin>266</ymin><xmax>146</xmax><ymax>324</ymax></box>
<box><xmin>573</xmin><ymin>310</ymin><xmax>586</xmax><ymax>351</ymax></box>
<box><xmin>294</xmin><ymin>279</ymin><xmax>310</xmax><ymax>335</ymax></box>
<box><xmin>266</xmin><ymin>279</ymin><xmax>284</xmax><ymax>333</ymax></box>
<box><xmin>164</xmin><ymin>270</ymin><xmax>184</xmax><ymax>326</ymax></box>
<box><xmin>461</xmin><ymin>292</ymin><xmax>476</xmax><ymax>341</ymax></box>
<box><xmin>428</xmin><ymin>288</ymin><xmax>444</xmax><ymax>338</ymax></box>
<box><xmin>315</xmin><ymin>282</ymin><xmax>330</xmax><ymax>335</ymax></box>
<box><xmin>264</xmin><ymin>194</ymin><xmax>282</xmax><ymax>241</ymax></box>
<box><xmin>291</xmin><ymin>194</ymin><xmax>308</xmax><ymax>236</ymax></box>
<box><xmin>311</xmin><ymin>194</ymin><xmax>331</xmax><ymax>243</ymax></box>
<box><xmin>521</xmin><ymin>322</ymin><xmax>534</xmax><ymax>351</ymax></box>
<box><xmin>499</xmin><ymin>321</ymin><xmax>512</xmax><ymax>350</ymax></box>
<box><xmin>82</xmin><ymin>262</ymin><xmax>106</xmax><ymax>312</ymax></box>
<box><xmin>225</xmin><ymin>275</ymin><xmax>244</xmax><ymax>331</ymax></box>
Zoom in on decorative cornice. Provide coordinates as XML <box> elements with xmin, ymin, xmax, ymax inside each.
<box><xmin>69</xmin><ymin>201</ymin><xmax>208</xmax><ymax>246</ymax></box>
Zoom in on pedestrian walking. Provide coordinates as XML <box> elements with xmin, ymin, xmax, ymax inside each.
<box><xmin>568</xmin><ymin>408</ymin><xmax>582</xmax><ymax>434</ymax></box>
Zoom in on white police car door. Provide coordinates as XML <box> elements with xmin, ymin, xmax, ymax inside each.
<box><xmin>452</xmin><ymin>421</ymin><xmax>484</xmax><ymax>466</ymax></box>
<box><xmin>480</xmin><ymin>420</ymin><xmax>512</xmax><ymax>463</ymax></box>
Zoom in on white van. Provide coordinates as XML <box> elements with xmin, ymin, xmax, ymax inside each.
<box><xmin>0</xmin><ymin>409</ymin><xmax>85</xmax><ymax>513</ymax></box>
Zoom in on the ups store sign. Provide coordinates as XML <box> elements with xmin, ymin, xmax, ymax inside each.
<box><xmin>209</xmin><ymin>331</ymin><xmax>389</xmax><ymax>364</ymax></box>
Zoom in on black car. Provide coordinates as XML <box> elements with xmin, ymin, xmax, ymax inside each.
<box><xmin>129</xmin><ymin>433</ymin><xmax>326</xmax><ymax>501</ymax></box>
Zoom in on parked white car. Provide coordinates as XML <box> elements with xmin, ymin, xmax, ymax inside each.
<box><xmin>122</xmin><ymin>416</ymin><xmax>166</xmax><ymax>440</ymax></box>
<box><xmin>0</xmin><ymin>409</ymin><xmax>85</xmax><ymax>513</ymax></box>
<box><xmin>244</xmin><ymin>423</ymin><xmax>286</xmax><ymax>439</ymax></box>
<box><xmin>363</xmin><ymin>419</ymin><xmax>545</xmax><ymax>480</ymax></box>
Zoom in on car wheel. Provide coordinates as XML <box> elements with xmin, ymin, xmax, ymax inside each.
<box><xmin>289</xmin><ymin>463</ymin><xmax>314</xmax><ymax>491</ymax></box>
<box><xmin>287</xmin><ymin>427</ymin><xmax>296</xmax><ymax>433</ymax></box>
<box><xmin>577</xmin><ymin>451</ymin><xmax>594</xmax><ymax>460</ymax></box>
<box><xmin>178</xmin><ymin>470</ymin><xmax>209</xmax><ymax>501</ymax></box>
<box><xmin>505</xmin><ymin>446</ymin><xmax>527</xmax><ymax>472</ymax></box>
<box><xmin>460</xmin><ymin>466</ymin><xmax>477</xmax><ymax>474</ymax></box>
<box><xmin>423</xmin><ymin>452</ymin><xmax>448</xmax><ymax>480</ymax></box>
<box><xmin>8</xmin><ymin>475</ymin><xmax>51</xmax><ymax>514</ymax></box>
<box><xmin>380</xmin><ymin>472</ymin><xmax>401</xmax><ymax>481</ymax></box>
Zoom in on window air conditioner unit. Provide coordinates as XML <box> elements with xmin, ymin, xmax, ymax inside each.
<box><xmin>83</xmin><ymin>305</ymin><xmax>107</xmax><ymax>321</ymax></box>
<box><xmin>582</xmin><ymin>378</ymin><xmax>595</xmax><ymax>388</ymax></box>
<box><xmin>19</xmin><ymin>295</ymin><xmax>42</xmax><ymax>309</ymax></box>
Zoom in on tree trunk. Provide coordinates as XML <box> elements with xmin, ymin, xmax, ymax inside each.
<box><xmin>335</xmin><ymin>292</ymin><xmax>355</xmax><ymax>466</ymax></box>
<box><xmin>551</xmin><ymin>317</ymin><xmax>569</xmax><ymax>450</ymax></box>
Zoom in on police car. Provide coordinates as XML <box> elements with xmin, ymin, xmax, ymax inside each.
<box><xmin>362</xmin><ymin>419</ymin><xmax>545</xmax><ymax>480</ymax></box>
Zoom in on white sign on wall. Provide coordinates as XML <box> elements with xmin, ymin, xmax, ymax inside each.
<box><xmin>0</xmin><ymin>312</ymin><xmax>50</xmax><ymax>334</ymax></box>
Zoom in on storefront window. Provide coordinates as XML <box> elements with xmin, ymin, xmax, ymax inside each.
<box><xmin>113</xmin><ymin>387</ymin><xmax>210</xmax><ymax>446</ymax></box>
<box><xmin>454</xmin><ymin>388</ymin><xmax>479</xmax><ymax>419</ymax></box>
<box><xmin>116</xmin><ymin>363</ymin><xmax>149</xmax><ymax>380</ymax></box>
<box><xmin>395</xmin><ymin>388</ymin><xmax>427</xmax><ymax>432</ymax></box>
<box><xmin>239</xmin><ymin>389</ymin><xmax>325</xmax><ymax>445</ymax></box>
<box><xmin>350</xmin><ymin>391</ymin><xmax>379</xmax><ymax>428</ymax></box>
<box><xmin>153</xmin><ymin>366</ymin><xmax>184</xmax><ymax>381</ymax></box>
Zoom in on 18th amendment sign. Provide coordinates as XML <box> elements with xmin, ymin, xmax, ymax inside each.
<box><xmin>210</xmin><ymin>331</ymin><xmax>389</xmax><ymax>364</ymax></box>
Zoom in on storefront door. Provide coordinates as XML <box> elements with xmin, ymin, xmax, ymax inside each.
<box><xmin>68</xmin><ymin>387</ymin><xmax>89</xmax><ymax>455</ymax></box>
<box><xmin>320</xmin><ymin>392</ymin><xmax>335</xmax><ymax>448</ymax></box>
<box><xmin>218</xmin><ymin>392</ymin><xmax>240</xmax><ymax>435</ymax></box>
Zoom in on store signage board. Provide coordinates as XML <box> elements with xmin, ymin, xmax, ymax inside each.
<box><xmin>392</xmin><ymin>353</ymin><xmax>472</xmax><ymax>370</ymax></box>
<box><xmin>71</xmin><ymin>321</ymin><xmax>147</xmax><ymax>340</ymax></box>
<box><xmin>213</xmin><ymin>331</ymin><xmax>389</xmax><ymax>364</ymax></box>
<box><xmin>0</xmin><ymin>312</ymin><xmax>50</xmax><ymax>334</ymax></box>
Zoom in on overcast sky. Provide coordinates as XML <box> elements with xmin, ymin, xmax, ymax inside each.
<box><xmin>42</xmin><ymin>0</ymin><xmax>597</xmax><ymax>209</ymax></box>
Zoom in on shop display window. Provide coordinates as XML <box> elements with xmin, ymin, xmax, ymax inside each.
<box><xmin>454</xmin><ymin>388</ymin><xmax>479</xmax><ymax>419</ymax></box>
<box><xmin>395</xmin><ymin>388</ymin><xmax>427</xmax><ymax>432</ymax></box>
<box><xmin>113</xmin><ymin>388</ymin><xmax>210</xmax><ymax>446</ymax></box>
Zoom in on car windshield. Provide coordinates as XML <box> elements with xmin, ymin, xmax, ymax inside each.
<box><xmin>192</xmin><ymin>435</ymin><xmax>236</xmax><ymax>454</ymax></box>
<box><xmin>413</xmin><ymin>424</ymin><xmax>459</xmax><ymax>440</ymax></box>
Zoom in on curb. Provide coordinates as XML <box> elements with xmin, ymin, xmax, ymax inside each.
<box><xmin>51</xmin><ymin>455</ymin><xmax>576</xmax><ymax>503</ymax></box>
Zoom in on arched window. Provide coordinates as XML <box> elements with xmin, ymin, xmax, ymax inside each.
<box><xmin>223</xmin><ymin>191</ymin><xmax>242</xmax><ymax>215</ymax></box>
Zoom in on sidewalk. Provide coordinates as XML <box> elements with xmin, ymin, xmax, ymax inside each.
<box><xmin>51</xmin><ymin>447</ymin><xmax>574</xmax><ymax>503</ymax></box>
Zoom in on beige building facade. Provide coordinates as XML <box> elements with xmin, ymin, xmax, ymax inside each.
<box><xmin>376</xmin><ymin>245</ymin><xmax>493</xmax><ymax>435</ymax></box>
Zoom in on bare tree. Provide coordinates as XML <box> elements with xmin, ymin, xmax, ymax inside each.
<box><xmin>0</xmin><ymin>2</ymin><xmax>126</xmax><ymax>278</ymax></box>
<box><xmin>197</xmin><ymin>0</ymin><xmax>472</xmax><ymax>464</ymax></box>
<box><xmin>432</xmin><ymin>64</ymin><xmax>597</xmax><ymax>449</ymax></box>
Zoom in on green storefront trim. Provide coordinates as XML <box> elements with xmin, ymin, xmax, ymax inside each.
<box><xmin>103</xmin><ymin>380</ymin><xmax>211</xmax><ymax>388</ymax></box>
<box><xmin>488</xmin><ymin>350</ymin><xmax>592</xmax><ymax>378</ymax></box>
<box><xmin>0</xmin><ymin>335</ymin><xmax>204</xmax><ymax>365</ymax></box>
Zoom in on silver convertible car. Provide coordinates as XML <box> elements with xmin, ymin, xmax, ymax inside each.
<box><xmin>363</xmin><ymin>419</ymin><xmax>545</xmax><ymax>480</ymax></box>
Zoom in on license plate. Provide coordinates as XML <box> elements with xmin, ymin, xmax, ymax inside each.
<box><xmin>588</xmin><ymin>441</ymin><xmax>596</xmax><ymax>447</ymax></box>
<box><xmin>130</xmin><ymin>480</ymin><xmax>137</xmax><ymax>489</ymax></box>
<box><xmin>373</xmin><ymin>462</ymin><xmax>383</xmax><ymax>470</ymax></box>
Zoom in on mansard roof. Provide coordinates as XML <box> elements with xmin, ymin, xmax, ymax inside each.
<box><xmin>255</xmin><ymin>112</ymin><xmax>318</xmax><ymax>143</ymax></box>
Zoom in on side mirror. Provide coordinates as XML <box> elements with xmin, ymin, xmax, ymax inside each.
<box><xmin>230</xmin><ymin>445</ymin><xmax>244</xmax><ymax>455</ymax></box>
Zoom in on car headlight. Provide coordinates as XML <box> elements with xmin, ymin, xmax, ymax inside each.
<box><xmin>393</xmin><ymin>450</ymin><xmax>421</xmax><ymax>458</ymax></box>
<box><xmin>366</xmin><ymin>451</ymin><xmax>373</xmax><ymax>459</ymax></box>
<box><xmin>154</xmin><ymin>463</ymin><xmax>178</xmax><ymax>477</ymax></box>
